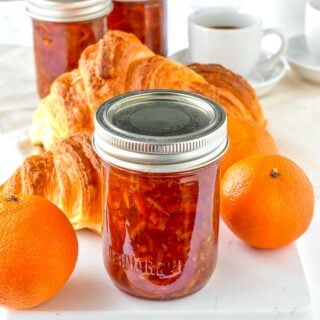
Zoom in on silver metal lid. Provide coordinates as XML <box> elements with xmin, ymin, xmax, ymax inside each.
<box><xmin>93</xmin><ymin>90</ymin><xmax>228</xmax><ymax>173</ymax></box>
<box><xmin>27</xmin><ymin>0</ymin><xmax>113</xmax><ymax>23</ymax></box>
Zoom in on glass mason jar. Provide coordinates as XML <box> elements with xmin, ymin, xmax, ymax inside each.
<box><xmin>93</xmin><ymin>90</ymin><xmax>228</xmax><ymax>300</ymax></box>
<box><xmin>108</xmin><ymin>0</ymin><xmax>168</xmax><ymax>56</ymax></box>
<box><xmin>27</xmin><ymin>0</ymin><xmax>113</xmax><ymax>98</ymax></box>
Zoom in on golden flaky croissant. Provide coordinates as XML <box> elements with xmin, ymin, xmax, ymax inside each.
<box><xmin>31</xmin><ymin>30</ymin><xmax>265</xmax><ymax>150</ymax></box>
<box><xmin>188</xmin><ymin>63</ymin><xmax>263</xmax><ymax>124</ymax></box>
<box><xmin>0</xmin><ymin>132</ymin><xmax>103</xmax><ymax>234</ymax></box>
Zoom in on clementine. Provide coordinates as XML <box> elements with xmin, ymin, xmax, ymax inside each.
<box><xmin>0</xmin><ymin>194</ymin><xmax>78</xmax><ymax>309</ymax></box>
<box><xmin>221</xmin><ymin>117</ymin><xmax>278</xmax><ymax>176</ymax></box>
<box><xmin>221</xmin><ymin>154</ymin><xmax>314</xmax><ymax>249</ymax></box>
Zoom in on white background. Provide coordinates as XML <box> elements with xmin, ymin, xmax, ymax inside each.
<box><xmin>1</xmin><ymin>1</ymin><xmax>320</xmax><ymax>320</ymax></box>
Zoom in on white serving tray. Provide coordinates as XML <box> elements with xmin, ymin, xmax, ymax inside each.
<box><xmin>2</xmin><ymin>222</ymin><xmax>311</xmax><ymax>320</ymax></box>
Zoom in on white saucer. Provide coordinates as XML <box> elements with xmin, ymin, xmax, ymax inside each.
<box><xmin>285</xmin><ymin>34</ymin><xmax>320</xmax><ymax>84</ymax></box>
<box><xmin>169</xmin><ymin>49</ymin><xmax>287</xmax><ymax>98</ymax></box>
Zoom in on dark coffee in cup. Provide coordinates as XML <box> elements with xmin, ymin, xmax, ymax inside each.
<box><xmin>208</xmin><ymin>25</ymin><xmax>241</xmax><ymax>30</ymax></box>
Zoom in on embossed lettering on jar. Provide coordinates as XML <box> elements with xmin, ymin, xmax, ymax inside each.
<box><xmin>93</xmin><ymin>90</ymin><xmax>228</xmax><ymax>300</ymax></box>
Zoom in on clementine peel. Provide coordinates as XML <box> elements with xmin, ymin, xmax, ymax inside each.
<box><xmin>221</xmin><ymin>116</ymin><xmax>278</xmax><ymax>177</ymax></box>
<box><xmin>221</xmin><ymin>154</ymin><xmax>314</xmax><ymax>249</ymax></box>
<box><xmin>0</xmin><ymin>194</ymin><xmax>78</xmax><ymax>309</ymax></box>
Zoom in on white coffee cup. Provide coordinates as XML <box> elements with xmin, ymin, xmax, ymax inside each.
<box><xmin>188</xmin><ymin>7</ymin><xmax>287</xmax><ymax>77</ymax></box>
<box><xmin>305</xmin><ymin>0</ymin><xmax>320</xmax><ymax>59</ymax></box>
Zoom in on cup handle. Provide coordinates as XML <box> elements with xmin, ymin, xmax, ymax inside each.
<box><xmin>256</xmin><ymin>28</ymin><xmax>288</xmax><ymax>70</ymax></box>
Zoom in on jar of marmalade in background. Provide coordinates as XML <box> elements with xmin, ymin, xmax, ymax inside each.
<box><xmin>108</xmin><ymin>0</ymin><xmax>168</xmax><ymax>56</ymax></box>
<box><xmin>93</xmin><ymin>90</ymin><xmax>228</xmax><ymax>300</ymax></box>
<box><xmin>27</xmin><ymin>0</ymin><xmax>113</xmax><ymax>98</ymax></box>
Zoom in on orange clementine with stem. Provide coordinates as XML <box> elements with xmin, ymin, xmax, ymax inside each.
<box><xmin>221</xmin><ymin>154</ymin><xmax>314</xmax><ymax>249</ymax></box>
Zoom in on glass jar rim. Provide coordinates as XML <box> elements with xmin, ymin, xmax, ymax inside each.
<box><xmin>27</xmin><ymin>0</ymin><xmax>113</xmax><ymax>23</ymax></box>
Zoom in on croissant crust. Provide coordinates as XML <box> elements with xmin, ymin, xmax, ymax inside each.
<box><xmin>0</xmin><ymin>132</ymin><xmax>103</xmax><ymax>234</ymax></box>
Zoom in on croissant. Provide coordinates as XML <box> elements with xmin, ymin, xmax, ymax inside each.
<box><xmin>0</xmin><ymin>132</ymin><xmax>103</xmax><ymax>234</ymax></box>
<box><xmin>31</xmin><ymin>30</ymin><xmax>265</xmax><ymax>150</ymax></box>
<box><xmin>188</xmin><ymin>63</ymin><xmax>264</xmax><ymax>125</ymax></box>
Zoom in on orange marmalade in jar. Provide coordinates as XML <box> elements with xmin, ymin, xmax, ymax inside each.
<box><xmin>93</xmin><ymin>90</ymin><xmax>228</xmax><ymax>300</ymax></box>
<box><xmin>108</xmin><ymin>0</ymin><xmax>167</xmax><ymax>56</ymax></box>
<box><xmin>27</xmin><ymin>0</ymin><xmax>113</xmax><ymax>98</ymax></box>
